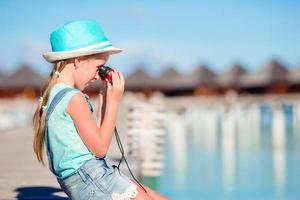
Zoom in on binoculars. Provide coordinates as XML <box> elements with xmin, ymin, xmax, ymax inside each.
<box><xmin>97</xmin><ymin>65</ymin><xmax>113</xmax><ymax>83</ymax></box>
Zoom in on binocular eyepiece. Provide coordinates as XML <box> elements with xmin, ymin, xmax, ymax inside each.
<box><xmin>97</xmin><ymin>65</ymin><xmax>114</xmax><ymax>83</ymax></box>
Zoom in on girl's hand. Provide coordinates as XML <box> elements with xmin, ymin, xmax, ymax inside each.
<box><xmin>106</xmin><ymin>69</ymin><xmax>125</xmax><ymax>103</ymax></box>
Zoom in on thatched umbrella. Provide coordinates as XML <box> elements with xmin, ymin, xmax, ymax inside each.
<box><xmin>241</xmin><ymin>60</ymin><xmax>288</xmax><ymax>88</ymax></box>
<box><xmin>217</xmin><ymin>63</ymin><xmax>248</xmax><ymax>87</ymax></box>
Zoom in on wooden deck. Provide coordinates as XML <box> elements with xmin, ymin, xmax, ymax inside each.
<box><xmin>0</xmin><ymin>125</ymin><xmax>140</xmax><ymax>199</ymax></box>
<box><xmin>0</xmin><ymin>126</ymin><xmax>68</xmax><ymax>199</ymax></box>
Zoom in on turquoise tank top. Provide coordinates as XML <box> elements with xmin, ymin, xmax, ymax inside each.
<box><xmin>46</xmin><ymin>83</ymin><xmax>95</xmax><ymax>179</ymax></box>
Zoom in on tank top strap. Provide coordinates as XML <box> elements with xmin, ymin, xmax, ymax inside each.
<box><xmin>46</xmin><ymin>87</ymin><xmax>76</xmax><ymax>122</ymax></box>
<box><xmin>45</xmin><ymin>87</ymin><xmax>76</xmax><ymax>177</ymax></box>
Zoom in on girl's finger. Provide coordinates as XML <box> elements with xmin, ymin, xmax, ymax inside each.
<box><xmin>115</xmin><ymin>71</ymin><xmax>124</xmax><ymax>89</ymax></box>
<box><xmin>118</xmin><ymin>71</ymin><xmax>125</xmax><ymax>86</ymax></box>
<box><xmin>107</xmin><ymin>81</ymin><xmax>112</xmax><ymax>90</ymax></box>
<box><xmin>115</xmin><ymin>70</ymin><xmax>122</xmax><ymax>84</ymax></box>
<box><xmin>116</xmin><ymin>69</ymin><xmax>121</xmax><ymax>79</ymax></box>
<box><xmin>112</xmin><ymin>70</ymin><xmax>120</xmax><ymax>86</ymax></box>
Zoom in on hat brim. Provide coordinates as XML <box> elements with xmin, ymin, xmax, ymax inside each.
<box><xmin>43</xmin><ymin>46</ymin><xmax>123</xmax><ymax>63</ymax></box>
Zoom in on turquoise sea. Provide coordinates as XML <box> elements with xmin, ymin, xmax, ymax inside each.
<box><xmin>148</xmin><ymin>103</ymin><xmax>300</xmax><ymax>200</ymax></box>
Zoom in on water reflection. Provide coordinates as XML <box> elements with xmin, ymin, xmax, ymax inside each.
<box><xmin>166</xmin><ymin>110</ymin><xmax>187</xmax><ymax>186</ymax></box>
<box><xmin>272</xmin><ymin>106</ymin><xmax>286</xmax><ymax>194</ymax></box>
<box><xmin>160</xmin><ymin>101</ymin><xmax>300</xmax><ymax>200</ymax></box>
<box><xmin>221</xmin><ymin>107</ymin><xmax>236</xmax><ymax>191</ymax></box>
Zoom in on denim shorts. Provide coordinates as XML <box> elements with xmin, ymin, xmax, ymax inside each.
<box><xmin>56</xmin><ymin>157</ymin><xmax>138</xmax><ymax>200</ymax></box>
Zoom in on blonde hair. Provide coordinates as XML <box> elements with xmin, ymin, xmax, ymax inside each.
<box><xmin>32</xmin><ymin>60</ymin><xmax>67</xmax><ymax>165</ymax></box>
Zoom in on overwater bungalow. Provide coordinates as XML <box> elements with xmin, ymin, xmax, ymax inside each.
<box><xmin>144</xmin><ymin>65</ymin><xmax>218</xmax><ymax>96</ymax></box>
<box><xmin>124</xmin><ymin>68</ymin><xmax>155</xmax><ymax>97</ymax></box>
<box><xmin>0</xmin><ymin>65</ymin><xmax>44</xmax><ymax>98</ymax></box>
<box><xmin>1</xmin><ymin>59</ymin><xmax>300</xmax><ymax>98</ymax></box>
<box><xmin>217</xmin><ymin>64</ymin><xmax>248</xmax><ymax>94</ymax></box>
<box><xmin>154</xmin><ymin>67</ymin><xmax>187</xmax><ymax>96</ymax></box>
<box><xmin>287</xmin><ymin>65</ymin><xmax>300</xmax><ymax>93</ymax></box>
<box><xmin>187</xmin><ymin>65</ymin><xmax>218</xmax><ymax>96</ymax></box>
<box><xmin>240</xmin><ymin>60</ymin><xmax>289</xmax><ymax>94</ymax></box>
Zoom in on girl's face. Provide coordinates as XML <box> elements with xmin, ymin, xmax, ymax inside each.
<box><xmin>74</xmin><ymin>52</ymin><xmax>110</xmax><ymax>90</ymax></box>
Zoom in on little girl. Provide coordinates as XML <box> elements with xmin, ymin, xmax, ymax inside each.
<box><xmin>32</xmin><ymin>19</ymin><xmax>169</xmax><ymax>200</ymax></box>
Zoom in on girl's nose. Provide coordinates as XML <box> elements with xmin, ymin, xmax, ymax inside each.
<box><xmin>94</xmin><ymin>72</ymin><xmax>100</xmax><ymax>80</ymax></box>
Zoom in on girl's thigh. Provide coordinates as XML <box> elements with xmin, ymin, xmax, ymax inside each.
<box><xmin>133</xmin><ymin>184</ymin><xmax>154</xmax><ymax>200</ymax></box>
<box><xmin>132</xmin><ymin>181</ymin><xmax>169</xmax><ymax>200</ymax></box>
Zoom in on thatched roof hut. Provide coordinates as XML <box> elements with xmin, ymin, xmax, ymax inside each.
<box><xmin>150</xmin><ymin>65</ymin><xmax>217</xmax><ymax>91</ymax></box>
<box><xmin>0</xmin><ymin>65</ymin><xmax>45</xmax><ymax>98</ymax></box>
<box><xmin>288</xmin><ymin>65</ymin><xmax>300</xmax><ymax>85</ymax></box>
<box><xmin>186</xmin><ymin>65</ymin><xmax>217</xmax><ymax>86</ymax></box>
<box><xmin>217</xmin><ymin>64</ymin><xmax>248</xmax><ymax>87</ymax></box>
<box><xmin>0</xmin><ymin>59</ymin><xmax>299</xmax><ymax>97</ymax></box>
<box><xmin>155</xmin><ymin>67</ymin><xmax>181</xmax><ymax>90</ymax></box>
<box><xmin>0</xmin><ymin>65</ymin><xmax>44</xmax><ymax>90</ymax></box>
<box><xmin>169</xmin><ymin>65</ymin><xmax>218</xmax><ymax>95</ymax></box>
<box><xmin>158</xmin><ymin>67</ymin><xmax>180</xmax><ymax>79</ymax></box>
<box><xmin>196</xmin><ymin>65</ymin><xmax>217</xmax><ymax>85</ymax></box>
<box><xmin>0</xmin><ymin>72</ymin><xmax>6</xmax><ymax>84</ymax></box>
<box><xmin>125</xmin><ymin>68</ymin><xmax>155</xmax><ymax>90</ymax></box>
<box><xmin>241</xmin><ymin>60</ymin><xmax>288</xmax><ymax>88</ymax></box>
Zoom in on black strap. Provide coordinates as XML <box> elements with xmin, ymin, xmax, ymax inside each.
<box><xmin>113</xmin><ymin>127</ymin><xmax>148</xmax><ymax>193</ymax></box>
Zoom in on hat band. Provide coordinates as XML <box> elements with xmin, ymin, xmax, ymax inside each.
<box><xmin>65</xmin><ymin>41</ymin><xmax>112</xmax><ymax>52</ymax></box>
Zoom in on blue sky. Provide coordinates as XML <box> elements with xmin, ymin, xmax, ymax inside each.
<box><xmin>0</xmin><ymin>0</ymin><xmax>299</xmax><ymax>77</ymax></box>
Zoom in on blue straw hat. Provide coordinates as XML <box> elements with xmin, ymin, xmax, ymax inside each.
<box><xmin>43</xmin><ymin>19</ymin><xmax>122</xmax><ymax>63</ymax></box>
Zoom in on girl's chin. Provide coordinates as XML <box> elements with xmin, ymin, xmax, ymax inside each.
<box><xmin>81</xmin><ymin>83</ymin><xmax>90</xmax><ymax>90</ymax></box>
